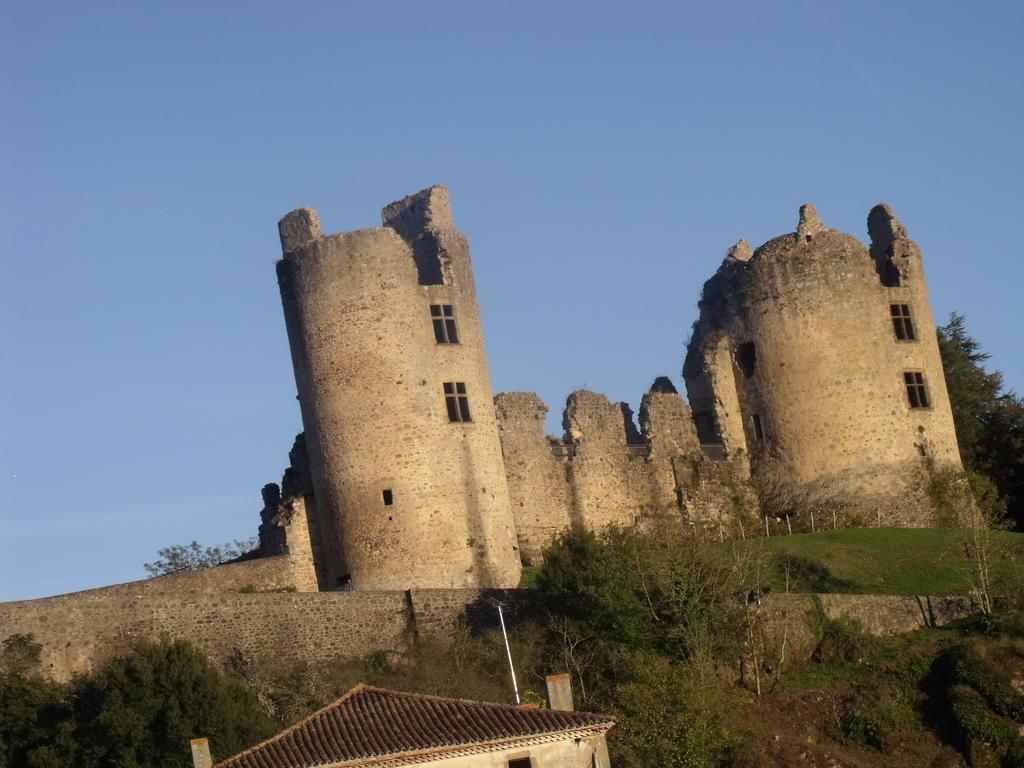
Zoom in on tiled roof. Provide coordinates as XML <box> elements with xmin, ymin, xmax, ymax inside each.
<box><xmin>217</xmin><ymin>684</ymin><xmax>614</xmax><ymax>768</ymax></box>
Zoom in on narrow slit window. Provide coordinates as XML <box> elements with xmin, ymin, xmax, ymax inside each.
<box><xmin>890</xmin><ymin>304</ymin><xmax>916</xmax><ymax>341</ymax></box>
<box><xmin>430</xmin><ymin>304</ymin><xmax>459</xmax><ymax>344</ymax></box>
<box><xmin>382</xmin><ymin>489</ymin><xmax>393</xmax><ymax>506</ymax></box>
<box><xmin>443</xmin><ymin>382</ymin><xmax>472</xmax><ymax>423</ymax></box>
<box><xmin>737</xmin><ymin>342</ymin><xmax>756</xmax><ymax>377</ymax></box>
<box><xmin>904</xmin><ymin>372</ymin><xmax>931</xmax><ymax>409</ymax></box>
<box><xmin>751</xmin><ymin>414</ymin><xmax>765</xmax><ymax>441</ymax></box>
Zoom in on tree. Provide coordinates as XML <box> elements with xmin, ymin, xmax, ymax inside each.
<box><xmin>143</xmin><ymin>538</ymin><xmax>258</xmax><ymax>577</ymax></box>
<box><xmin>0</xmin><ymin>634</ymin><xmax>74</xmax><ymax>768</ymax></box>
<box><xmin>534</xmin><ymin>524</ymin><xmax>751</xmax><ymax>767</ymax></box>
<box><xmin>937</xmin><ymin>313</ymin><xmax>1024</xmax><ymax>530</ymax></box>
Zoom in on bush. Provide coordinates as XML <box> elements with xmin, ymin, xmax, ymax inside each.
<box><xmin>811</xmin><ymin>613</ymin><xmax>869</xmax><ymax>667</ymax></box>
<box><xmin>611</xmin><ymin>651</ymin><xmax>744</xmax><ymax>768</ymax></box>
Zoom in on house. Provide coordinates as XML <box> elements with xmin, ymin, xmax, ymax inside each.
<box><xmin>209</xmin><ymin>683</ymin><xmax>615</xmax><ymax>768</ymax></box>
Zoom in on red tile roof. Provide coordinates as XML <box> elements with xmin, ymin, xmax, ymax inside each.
<box><xmin>216</xmin><ymin>684</ymin><xmax>614</xmax><ymax>768</ymax></box>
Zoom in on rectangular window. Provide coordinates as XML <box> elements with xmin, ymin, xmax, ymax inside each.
<box><xmin>751</xmin><ymin>414</ymin><xmax>765</xmax><ymax>441</ymax></box>
<box><xmin>904</xmin><ymin>372</ymin><xmax>931</xmax><ymax>409</ymax></box>
<box><xmin>443</xmin><ymin>382</ymin><xmax>471</xmax><ymax>422</ymax></box>
<box><xmin>430</xmin><ymin>304</ymin><xmax>459</xmax><ymax>344</ymax></box>
<box><xmin>890</xmin><ymin>303</ymin><xmax>916</xmax><ymax>341</ymax></box>
<box><xmin>382</xmin><ymin>489</ymin><xmax>393</xmax><ymax>506</ymax></box>
<box><xmin>507</xmin><ymin>758</ymin><xmax>533</xmax><ymax>768</ymax></box>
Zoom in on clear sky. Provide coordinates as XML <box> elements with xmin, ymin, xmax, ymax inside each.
<box><xmin>2</xmin><ymin>1</ymin><xmax>1022</xmax><ymax>601</ymax></box>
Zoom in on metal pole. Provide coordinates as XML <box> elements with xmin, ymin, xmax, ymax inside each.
<box><xmin>497</xmin><ymin>604</ymin><xmax>520</xmax><ymax>704</ymax></box>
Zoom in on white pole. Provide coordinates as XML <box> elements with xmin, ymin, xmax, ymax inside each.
<box><xmin>497</xmin><ymin>604</ymin><xmax>520</xmax><ymax>704</ymax></box>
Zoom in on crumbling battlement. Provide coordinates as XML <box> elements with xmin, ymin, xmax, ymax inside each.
<box><xmin>495</xmin><ymin>380</ymin><xmax>751</xmax><ymax>562</ymax></box>
<box><xmin>683</xmin><ymin>203</ymin><xmax>961</xmax><ymax>525</ymax></box>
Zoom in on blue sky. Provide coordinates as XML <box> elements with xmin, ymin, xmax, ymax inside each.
<box><xmin>2</xmin><ymin>1</ymin><xmax>1022</xmax><ymax>601</ymax></box>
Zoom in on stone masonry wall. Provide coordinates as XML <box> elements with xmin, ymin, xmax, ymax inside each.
<box><xmin>0</xmin><ymin>586</ymin><xmax>980</xmax><ymax>683</ymax></box>
<box><xmin>754</xmin><ymin>592</ymin><xmax>981</xmax><ymax>660</ymax></box>
<box><xmin>495</xmin><ymin>383</ymin><xmax>753</xmax><ymax>562</ymax></box>
<box><xmin>0</xmin><ymin>588</ymin><xmax>410</xmax><ymax>682</ymax></box>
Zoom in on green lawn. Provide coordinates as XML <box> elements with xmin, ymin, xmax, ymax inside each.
<box><xmin>707</xmin><ymin>527</ymin><xmax>1024</xmax><ymax>596</ymax></box>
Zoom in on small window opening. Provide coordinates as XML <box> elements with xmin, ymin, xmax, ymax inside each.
<box><xmin>430</xmin><ymin>304</ymin><xmax>459</xmax><ymax>344</ymax></box>
<box><xmin>443</xmin><ymin>382</ymin><xmax>472</xmax><ymax>422</ymax></box>
<box><xmin>904</xmin><ymin>372</ymin><xmax>931</xmax><ymax>409</ymax></box>
<box><xmin>737</xmin><ymin>342</ymin><xmax>756</xmax><ymax>377</ymax></box>
<box><xmin>382</xmin><ymin>489</ymin><xmax>393</xmax><ymax>506</ymax></box>
<box><xmin>507</xmin><ymin>758</ymin><xmax>533</xmax><ymax>768</ymax></box>
<box><xmin>890</xmin><ymin>304</ymin><xmax>916</xmax><ymax>341</ymax></box>
<box><xmin>751</xmin><ymin>414</ymin><xmax>765</xmax><ymax>441</ymax></box>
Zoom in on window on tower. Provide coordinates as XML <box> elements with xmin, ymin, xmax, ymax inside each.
<box><xmin>443</xmin><ymin>382</ymin><xmax>472</xmax><ymax>422</ymax></box>
<box><xmin>430</xmin><ymin>304</ymin><xmax>459</xmax><ymax>344</ymax></box>
<box><xmin>904</xmin><ymin>372</ymin><xmax>931</xmax><ymax>409</ymax></box>
<box><xmin>890</xmin><ymin>304</ymin><xmax>916</xmax><ymax>341</ymax></box>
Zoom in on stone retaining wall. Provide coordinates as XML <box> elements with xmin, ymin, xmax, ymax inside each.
<box><xmin>0</xmin><ymin>585</ymin><xmax>982</xmax><ymax>682</ymax></box>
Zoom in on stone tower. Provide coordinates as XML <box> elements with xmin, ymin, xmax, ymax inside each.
<box><xmin>275</xmin><ymin>185</ymin><xmax>522</xmax><ymax>590</ymax></box>
<box><xmin>683</xmin><ymin>204</ymin><xmax>961</xmax><ymax>524</ymax></box>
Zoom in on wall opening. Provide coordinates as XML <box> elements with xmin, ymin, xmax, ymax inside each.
<box><xmin>430</xmin><ymin>304</ymin><xmax>459</xmax><ymax>343</ymax></box>
<box><xmin>751</xmin><ymin>414</ymin><xmax>765</xmax><ymax>441</ymax></box>
<box><xmin>736</xmin><ymin>342</ymin><xmax>757</xmax><ymax>377</ymax></box>
<box><xmin>382</xmin><ymin>489</ymin><xmax>393</xmax><ymax>506</ymax></box>
<box><xmin>875</xmin><ymin>246</ymin><xmax>901</xmax><ymax>287</ymax></box>
<box><xmin>412</xmin><ymin>233</ymin><xmax>445</xmax><ymax>285</ymax></box>
<box><xmin>890</xmin><ymin>303</ymin><xmax>916</xmax><ymax>341</ymax></box>
<box><xmin>904</xmin><ymin>372</ymin><xmax>931</xmax><ymax>409</ymax></box>
<box><xmin>444</xmin><ymin>382</ymin><xmax>472</xmax><ymax>422</ymax></box>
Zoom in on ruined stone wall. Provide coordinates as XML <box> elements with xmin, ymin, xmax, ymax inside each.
<box><xmin>258</xmin><ymin>434</ymin><xmax>324</xmax><ymax>592</ymax></box>
<box><xmin>493</xmin><ymin>393</ymin><xmax>574</xmax><ymax>561</ymax></box>
<box><xmin>275</xmin><ymin>186</ymin><xmax>520</xmax><ymax>590</ymax></box>
<box><xmin>684</xmin><ymin>205</ymin><xmax>961</xmax><ymax>525</ymax></box>
<box><xmin>495</xmin><ymin>383</ymin><xmax>752</xmax><ymax>561</ymax></box>
<box><xmin>1</xmin><ymin>585</ymin><xmax>980</xmax><ymax>683</ymax></box>
<box><xmin>755</xmin><ymin>592</ymin><xmax>980</xmax><ymax>660</ymax></box>
<box><xmin>0</xmin><ymin>588</ymin><xmax>410</xmax><ymax>682</ymax></box>
<box><xmin>0</xmin><ymin>585</ymin><xmax>538</xmax><ymax>683</ymax></box>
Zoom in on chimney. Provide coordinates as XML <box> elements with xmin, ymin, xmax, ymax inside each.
<box><xmin>545</xmin><ymin>673</ymin><xmax>574</xmax><ymax>711</ymax></box>
<box><xmin>191</xmin><ymin>738</ymin><xmax>213</xmax><ymax>768</ymax></box>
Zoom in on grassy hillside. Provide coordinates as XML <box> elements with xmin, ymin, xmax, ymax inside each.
<box><xmin>707</xmin><ymin>527</ymin><xmax>1024</xmax><ymax>596</ymax></box>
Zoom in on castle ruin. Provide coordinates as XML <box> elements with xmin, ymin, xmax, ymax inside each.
<box><xmin>0</xmin><ymin>184</ymin><xmax>968</xmax><ymax>680</ymax></box>
<box><xmin>260</xmin><ymin>186</ymin><xmax>962</xmax><ymax>589</ymax></box>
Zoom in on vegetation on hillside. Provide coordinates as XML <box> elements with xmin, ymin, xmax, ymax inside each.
<box><xmin>4</xmin><ymin>522</ymin><xmax>1024</xmax><ymax>767</ymax></box>
<box><xmin>938</xmin><ymin>313</ymin><xmax>1024</xmax><ymax>531</ymax></box>
<box><xmin>7</xmin><ymin>314</ymin><xmax>1023</xmax><ymax>765</ymax></box>
<box><xmin>705</xmin><ymin>527</ymin><xmax>1024</xmax><ymax>597</ymax></box>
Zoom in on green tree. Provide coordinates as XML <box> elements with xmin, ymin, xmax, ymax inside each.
<box><xmin>143</xmin><ymin>538</ymin><xmax>258</xmax><ymax>576</ymax></box>
<box><xmin>534</xmin><ymin>524</ymin><xmax>752</xmax><ymax>767</ymax></box>
<box><xmin>69</xmin><ymin>640</ymin><xmax>275</xmax><ymax>767</ymax></box>
<box><xmin>0</xmin><ymin>639</ymin><xmax>274</xmax><ymax>768</ymax></box>
<box><xmin>937</xmin><ymin>313</ymin><xmax>1024</xmax><ymax>530</ymax></box>
<box><xmin>0</xmin><ymin>635</ymin><xmax>77</xmax><ymax>768</ymax></box>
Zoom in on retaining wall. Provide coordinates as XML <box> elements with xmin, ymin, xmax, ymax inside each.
<box><xmin>0</xmin><ymin>584</ymin><xmax>981</xmax><ymax>682</ymax></box>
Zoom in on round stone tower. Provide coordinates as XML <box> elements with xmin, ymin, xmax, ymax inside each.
<box><xmin>275</xmin><ymin>185</ymin><xmax>521</xmax><ymax>589</ymax></box>
<box><xmin>683</xmin><ymin>204</ymin><xmax>961</xmax><ymax>524</ymax></box>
